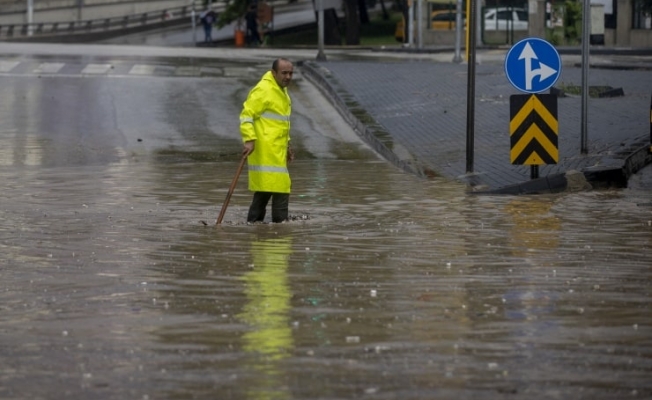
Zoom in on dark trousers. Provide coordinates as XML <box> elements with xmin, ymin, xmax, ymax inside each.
<box><xmin>203</xmin><ymin>24</ymin><xmax>212</xmax><ymax>42</ymax></box>
<box><xmin>247</xmin><ymin>192</ymin><xmax>289</xmax><ymax>223</ymax></box>
<box><xmin>247</xmin><ymin>25</ymin><xmax>261</xmax><ymax>45</ymax></box>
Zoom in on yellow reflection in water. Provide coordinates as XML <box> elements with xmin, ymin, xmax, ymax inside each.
<box><xmin>504</xmin><ymin>197</ymin><xmax>561</xmax><ymax>323</ymax></box>
<box><xmin>238</xmin><ymin>235</ymin><xmax>294</xmax><ymax>400</ymax></box>
<box><xmin>505</xmin><ymin>197</ymin><xmax>560</xmax><ymax>256</ymax></box>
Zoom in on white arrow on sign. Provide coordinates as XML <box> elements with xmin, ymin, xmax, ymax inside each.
<box><xmin>518</xmin><ymin>42</ymin><xmax>557</xmax><ymax>91</ymax></box>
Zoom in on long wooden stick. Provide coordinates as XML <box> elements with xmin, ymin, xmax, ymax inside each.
<box><xmin>216</xmin><ymin>155</ymin><xmax>247</xmax><ymax>225</ymax></box>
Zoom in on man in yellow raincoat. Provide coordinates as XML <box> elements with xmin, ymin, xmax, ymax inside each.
<box><xmin>240</xmin><ymin>58</ymin><xmax>295</xmax><ymax>223</ymax></box>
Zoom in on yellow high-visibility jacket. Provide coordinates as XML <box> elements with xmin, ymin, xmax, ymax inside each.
<box><xmin>240</xmin><ymin>71</ymin><xmax>292</xmax><ymax>193</ymax></box>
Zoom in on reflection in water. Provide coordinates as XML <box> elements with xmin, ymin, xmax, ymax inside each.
<box><xmin>504</xmin><ymin>197</ymin><xmax>560</xmax><ymax>348</ymax></box>
<box><xmin>238</xmin><ymin>234</ymin><xmax>294</xmax><ymax>400</ymax></box>
<box><xmin>505</xmin><ymin>197</ymin><xmax>560</xmax><ymax>258</ymax></box>
<box><xmin>0</xmin><ymin>79</ymin><xmax>43</xmax><ymax>166</ymax></box>
<box><xmin>504</xmin><ymin>197</ymin><xmax>560</xmax><ymax>320</ymax></box>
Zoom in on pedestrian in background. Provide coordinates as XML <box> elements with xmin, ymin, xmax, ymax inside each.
<box><xmin>199</xmin><ymin>9</ymin><xmax>216</xmax><ymax>43</ymax></box>
<box><xmin>240</xmin><ymin>58</ymin><xmax>295</xmax><ymax>223</ymax></box>
<box><xmin>245</xmin><ymin>4</ymin><xmax>262</xmax><ymax>46</ymax></box>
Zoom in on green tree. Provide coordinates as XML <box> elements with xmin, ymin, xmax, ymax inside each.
<box><xmin>344</xmin><ymin>0</ymin><xmax>361</xmax><ymax>44</ymax></box>
<box><xmin>563</xmin><ymin>0</ymin><xmax>581</xmax><ymax>43</ymax></box>
<box><xmin>216</xmin><ymin>0</ymin><xmax>248</xmax><ymax>29</ymax></box>
<box><xmin>343</xmin><ymin>0</ymin><xmax>372</xmax><ymax>45</ymax></box>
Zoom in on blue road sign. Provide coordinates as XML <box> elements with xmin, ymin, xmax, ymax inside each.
<box><xmin>504</xmin><ymin>38</ymin><xmax>561</xmax><ymax>94</ymax></box>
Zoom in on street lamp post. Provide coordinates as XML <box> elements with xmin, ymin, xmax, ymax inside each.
<box><xmin>465</xmin><ymin>0</ymin><xmax>477</xmax><ymax>173</ymax></box>
<box><xmin>453</xmin><ymin>0</ymin><xmax>463</xmax><ymax>63</ymax></box>
<box><xmin>580</xmin><ymin>0</ymin><xmax>590</xmax><ymax>154</ymax></box>
<box><xmin>191</xmin><ymin>0</ymin><xmax>197</xmax><ymax>45</ymax></box>
<box><xmin>27</xmin><ymin>0</ymin><xmax>34</xmax><ymax>36</ymax></box>
<box><xmin>317</xmin><ymin>0</ymin><xmax>326</xmax><ymax>60</ymax></box>
<box><xmin>417</xmin><ymin>0</ymin><xmax>423</xmax><ymax>48</ymax></box>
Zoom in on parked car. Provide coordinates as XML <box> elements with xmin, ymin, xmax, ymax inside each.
<box><xmin>395</xmin><ymin>9</ymin><xmax>466</xmax><ymax>42</ymax></box>
<box><xmin>395</xmin><ymin>16</ymin><xmax>405</xmax><ymax>42</ymax></box>
<box><xmin>431</xmin><ymin>10</ymin><xmax>466</xmax><ymax>30</ymax></box>
<box><xmin>484</xmin><ymin>7</ymin><xmax>528</xmax><ymax>31</ymax></box>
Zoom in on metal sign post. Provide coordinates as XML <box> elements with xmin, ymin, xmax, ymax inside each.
<box><xmin>417</xmin><ymin>0</ymin><xmax>423</xmax><ymax>49</ymax></box>
<box><xmin>191</xmin><ymin>0</ymin><xmax>197</xmax><ymax>45</ymax></box>
<box><xmin>408</xmin><ymin>0</ymin><xmax>414</xmax><ymax>47</ymax></box>
<box><xmin>453</xmin><ymin>0</ymin><xmax>463</xmax><ymax>63</ymax></box>
<box><xmin>581</xmin><ymin>0</ymin><xmax>591</xmax><ymax>154</ymax></box>
<box><xmin>316</xmin><ymin>0</ymin><xmax>326</xmax><ymax>61</ymax></box>
<box><xmin>465</xmin><ymin>0</ymin><xmax>477</xmax><ymax>173</ymax></box>
<box><xmin>27</xmin><ymin>0</ymin><xmax>34</xmax><ymax>36</ymax></box>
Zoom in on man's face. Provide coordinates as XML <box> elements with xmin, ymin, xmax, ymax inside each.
<box><xmin>272</xmin><ymin>60</ymin><xmax>294</xmax><ymax>88</ymax></box>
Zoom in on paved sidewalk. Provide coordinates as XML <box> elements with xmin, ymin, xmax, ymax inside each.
<box><xmin>300</xmin><ymin>53</ymin><xmax>652</xmax><ymax>193</ymax></box>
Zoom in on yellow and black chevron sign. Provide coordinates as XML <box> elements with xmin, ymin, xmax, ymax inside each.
<box><xmin>510</xmin><ymin>94</ymin><xmax>558</xmax><ymax>165</ymax></box>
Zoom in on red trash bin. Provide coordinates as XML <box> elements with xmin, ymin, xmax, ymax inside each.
<box><xmin>235</xmin><ymin>29</ymin><xmax>245</xmax><ymax>47</ymax></box>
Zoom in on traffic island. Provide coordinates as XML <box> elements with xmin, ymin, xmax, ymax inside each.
<box><xmin>550</xmin><ymin>85</ymin><xmax>625</xmax><ymax>98</ymax></box>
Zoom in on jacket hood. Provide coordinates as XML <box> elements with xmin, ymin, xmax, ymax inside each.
<box><xmin>262</xmin><ymin>71</ymin><xmax>281</xmax><ymax>89</ymax></box>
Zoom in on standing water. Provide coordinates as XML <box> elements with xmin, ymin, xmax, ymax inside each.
<box><xmin>0</xmin><ymin>55</ymin><xmax>650</xmax><ymax>400</ymax></box>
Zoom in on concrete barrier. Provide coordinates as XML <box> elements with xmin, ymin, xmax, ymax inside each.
<box><xmin>0</xmin><ymin>4</ymin><xmax>195</xmax><ymax>42</ymax></box>
<box><xmin>0</xmin><ymin>0</ymin><xmax>188</xmax><ymax>24</ymax></box>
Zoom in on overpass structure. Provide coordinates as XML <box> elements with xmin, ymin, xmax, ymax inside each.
<box><xmin>0</xmin><ymin>0</ymin><xmax>288</xmax><ymax>42</ymax></box>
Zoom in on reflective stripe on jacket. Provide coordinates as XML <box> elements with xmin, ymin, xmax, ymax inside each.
<box><xmin>240</xmin><ymin>71</ymin><xmax>292</xmax><ymax>193</ymax></box>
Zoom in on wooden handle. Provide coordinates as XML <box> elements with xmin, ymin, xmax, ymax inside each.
<box><xmin>216</xmin><ymin>155</ymin><xmax>247</xmax><ymax>225</ymax></box>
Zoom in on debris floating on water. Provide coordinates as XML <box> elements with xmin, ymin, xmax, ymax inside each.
<box><xmin>289</xmin><ymin>214</ymin><xmax>311</xmax><ymax>221</ymax></box>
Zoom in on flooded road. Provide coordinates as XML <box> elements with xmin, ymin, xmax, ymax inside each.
<box><xmin>1</xmin><ymin>54</ymin><xmax>651</xmax><ymax>400</ymax></box>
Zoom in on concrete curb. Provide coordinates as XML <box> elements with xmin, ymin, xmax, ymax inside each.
<box><xmin>471</xmin><ymin>143</ymin><xmax>652</xmax><ymax>194</ymax></box>
<box><xmin>471</xmin><ymin>172</ymin><xmax>569</xmax><ymax>195</ymax></box>
<box><xmin>623</xmin><ymin>143</ymin><xmax>652</xmax><ymax>181</ymax></box>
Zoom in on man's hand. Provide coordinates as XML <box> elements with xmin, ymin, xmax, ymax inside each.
<box><xmin>242</xmin><ymin>140</ymin><xmax>255</xmax><ymax>157</ymax></box>
<box><xmin>287</xmin><ymin>146</ymin><xmax>295</xmax><ymax>163</ymax></box>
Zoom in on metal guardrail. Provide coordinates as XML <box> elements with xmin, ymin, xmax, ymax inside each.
<box><xmin>0</xmin><ymin>5</ymin><xmax>193</xmax><ymax>38</ymax></box>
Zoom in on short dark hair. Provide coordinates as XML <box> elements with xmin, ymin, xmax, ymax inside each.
<box><xmin>272</xmin><ymin>58</ymin><xmax>292</xmax><ymax>72</ymax></box>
